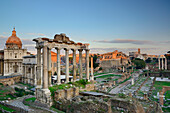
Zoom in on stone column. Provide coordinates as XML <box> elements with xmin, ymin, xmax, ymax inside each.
<box><xmin>56</xmin><ymin>48</ymin><xmax>61</xmax><ymax>85</ymax></box>
<box><xmin>48</xmin><ymin>48</ymin><xmax>52</xmax><ymax>86</ymax></box>
<box><xmin>43</xmin><ymin>46</ymin><xmax>48</xmax><ymax>89</ymax></box>
<box><xmin>86</xmin><ymin>49</ymin><xmax>90</xmax><ymax>81</ymax></box>
<box><xmin>36</xmin><ymin>47</ymin><xmax>42</xmax><ymax>88</ymax></box>
<box><xmin>162</xmin><ymin>58</ymin><xmax>164</xmax><ymax>70</ymax></box>
<box><xmin>72</xmin><ymin>49</ymin><xmax>77</xmax><ymax>81</ymax></box>
<box><xmin>30</xmin><ymin>67</ymin><xmax>33</xmax><ymax>85</ymax></box>
<box><xmin>123</xmin><ymin>66</ymin><xmax>124</xmax><ymax>72</ymax></box>
<box><xmin>165</xmin><ymin>58</ymin><xmax>167</xmax><ymax>70</ymax></box>
<box><xmin>91</xmin><ymin>56</ymin><xmax>94</xmax><ymax>81</ymax></box>
<box><xmin>158</xmin><ymin>58</ymin><xmax>160</xmax><ymax>70</ymax></box>
<box><xmin>34</xmin><ymin>65</ymin><xmax>37</xmax><ymax>86</ymax></box>
<box><xmin>65</xmin><ymin>48</ymin><xmax>69</xmax><ymax>83</ymax></box>
<box><xmin>78</xmin><ymin>49</ymin><xmax>83</xmax><ymax>80</ymax></box>
<box><xmin>24</xmin><ymin>65</ymin><xmax>27</xmax><ymax>84</ymax></box>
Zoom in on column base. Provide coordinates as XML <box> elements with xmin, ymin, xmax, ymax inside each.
<box><xmin>36</xmin><ymin>88</ymin><xmax>52</xmax><ymax>107</ymax></box>
<box><xmin>57</xmin><ymin>82</ymin><xmax>61</xmax><ymax>85</ymax></box>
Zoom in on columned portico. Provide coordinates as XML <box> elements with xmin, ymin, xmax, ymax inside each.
<box><xmin>33</xmin><ymin>33</ymin><xmax>90</xmax><ymax>106</ymax></box>
<box><xmin>158</xmin><ymin>57</ymin><xmax>167</xmax><ymax>70</ymax></box>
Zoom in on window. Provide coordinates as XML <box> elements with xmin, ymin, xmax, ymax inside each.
<box><xmin>15</xmin><ymin>53</ymin><xmax>17</xmax><ymax>58</ymax></box>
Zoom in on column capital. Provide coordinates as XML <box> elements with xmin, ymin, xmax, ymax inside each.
<box><xmin>71</xmin><ymin>49</ymin><xmax>76</xmax><ymax>51</ymax></box>
<box><xmin>78</xmin><ymin>49</ymin><xmax>83</xmax><ymax>52</ymax></box>
<box><xmin>55</xmin><ymin>47</ymin><xmax>61</xmax><ymax>50</ymax></box>
<box><xmin>35</xmin><ymin>46</ymin><xmax>42</xmax><ymax>49</ymax></box>
<box><xmin>64</xmin><ymin>48</ymin><xmax>69</xmax><ymax>51</ymax></box>
<box><xmin>85</xmin><ymin>49</ymin><xmax>90</xmax><ymax>52</ymax></box>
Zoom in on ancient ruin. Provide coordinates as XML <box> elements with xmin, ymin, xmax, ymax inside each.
<box><xmin>33</xmin><ymin>33</ymin><xmax>91</xmax><ymax>106</ymax></box>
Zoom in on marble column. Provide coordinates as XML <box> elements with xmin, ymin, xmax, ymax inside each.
<box><xmin>24</xmin><ymin>65</ymin><xmax>27</xmax><ymax>84</ymax></box>
<box><xmin>72</xmin><ymin>49</ymin><xmax>76</xmax><ymax>81</ymax></box>
<box><xmin>123</xmin><ymin>66</ymin><xmax>125</xmax><ymax>72</ymax></box>
<box><xmin>48</xmin><ymin>48</ymin><xmax>52</xmax><ymax>86</ymax></box>
<box><xmin>86</xmin><ymin>49</ymin><xmax>90</xmax><ymax>81</ymax></box>
<box><xmin>162</xmin><ymin>58</ymin><xmax>164</xmax><ymax>70</ymax></box>
<box><xmin>165</xmin><ymin>58</ymin><xmax>167</xmax><ymax>70</ymax></box>
<box><xmin>43</xmin><ymin>46</ymin><xmax>48</xmax><ymax>89</ymax></box>
<box><xmin>158</xmin><ymin>58</ymin><xmax>160</xmax><ymax>70</ymax></box>
<box><xmin>65</xmin><ymin>48</ymin><xmax>69</xmax><ymax>83</ymax></box>
<box><xmin>36</xmin><ymin>47</ymin><xmax>42</xmax><ymax>87</ymax></box>
<box><xmin>91</xmin><ymin>56</ymin><xmax>94</xmax><ymax>81</ymax></box>
<box><xmin>56</xmin><ymin>48</ymin><xmax>61</xmax><ymax>84</ymax></box>
<box><xmin>30</xmin><ymin>67</ymin><xmax>33</xmax><ymax>85</ymax></box>
<box><xmin>78</xmin><ymin>49</ymin><xmax>83</xmax><ymax>80</ymax></box>
<box><xmin>34</xmin><ymin>65</ymin><xmax>37</xmax><ymax>86</ymax></box>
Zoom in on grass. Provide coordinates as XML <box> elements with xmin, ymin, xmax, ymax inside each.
<box><xmin>50</xmin><ymin>106</ymin><xmax>65</xmax><ymax>113</ymax></box>
<box><xmin>150</xmin><ymin>81</ymin><xmax>170</xmax><ymax>104</ymax></box>
<box><xmin>94</xmin><ymin>72</ymin><xmax>107</xmax><ymax>76</ymax></box>
<box><xmin>162</xmin><ymin>107</ymin><xmax>170</xmax><ymax>112</ymax></box>
<box><xmin>25</xmin><ymin>97</ymin><xmax>36</xmax><ymax>102</ymax></box>
<box><xmin>0</xmin><ymin>104</ymin><xmax>16</xmax><ymax>112</ymax></box>
<box><xmin>95</xmin><ymin>74</ymin><xmax>121</xmax><ymax>78</ymax></box>
<box><xmin>49</xmin><ymin>79</ymin><xmax>91</xmax><ymax>97</ymax></box>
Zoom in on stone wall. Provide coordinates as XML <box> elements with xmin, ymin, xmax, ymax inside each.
<box><xmin>55</xmin><ymin>87</ymin><xmax>79</xmax><ymax>101</ymax></box>
<box><xmin>54</xmin><ymin>84</ymin><xmax>95</xmax><ymax>101</ymax></box>
<box><xmin>110</xmin><ymin>98</ymin><xmax>145</xmax><ymax>113</ymax></box>
<box><xmin>0</xmin><ymin>75</ymin><xmax>21</xmax><ymax>86</ymax></box>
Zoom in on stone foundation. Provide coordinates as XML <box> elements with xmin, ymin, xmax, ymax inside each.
<box><xmin>36</xmin><ymin>88</ymin><xmax>52</xmax><ymax>107</ymax></box>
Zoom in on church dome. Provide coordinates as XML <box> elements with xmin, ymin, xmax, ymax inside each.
<box><xmin>6</xmin><ymin>28</ymin><xmax>22</xmax><ymax>49</ymax></box>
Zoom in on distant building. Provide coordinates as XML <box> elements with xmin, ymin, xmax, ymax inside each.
<box><xmin>99</xmin><ymin>50</ymin><xmax>129</xmax><ymax>70</ymax></box>
<box><xmin>0</xmin><ymin>28</ymin><xmax>29</xmax><ymax>76</ymax></box>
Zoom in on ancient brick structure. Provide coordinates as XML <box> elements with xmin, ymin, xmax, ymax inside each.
<box><xmin>159</xmin><ymin>86</ymin><xmax>170</xmax><ymax>106</ymax></box>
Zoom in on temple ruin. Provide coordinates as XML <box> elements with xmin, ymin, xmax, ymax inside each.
<box><xmin>33</xmin><ymin>33</ymin><xmax>90</xmax><ymax>106</ymax></box>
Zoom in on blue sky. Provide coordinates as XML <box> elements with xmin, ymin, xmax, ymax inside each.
<box><xmin>0</xmin><ymin>0</ymin><xmax>170</xmax><ymax>54</ymax></box>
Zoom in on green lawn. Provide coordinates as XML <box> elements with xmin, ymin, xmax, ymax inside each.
<box><xmin>25</xmin><ymin>97</ymin><xmax>36</xmax><ymax>102</ymax></box>
<box><xmin>94</xmin><ymin>72</ymin><xmax>107</xmax><ymax>76</ymax></box>
<box><xmin>0</xmin><ymin>104</ymin><xmax>16</xmax><ymax>112</ymax></box>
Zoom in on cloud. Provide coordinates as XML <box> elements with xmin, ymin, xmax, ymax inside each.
<box><xmin>26</xmin><ymin>33</ymin><xmax>46</xmax><ymax>36</ymax></box>
<box><xmin>94</xmin><ymin>39</ymin><xmax>153</xmax><ymax>45</ymax></box>
<box><xmin>0</xmin><ymin>35</ymin><xmax>8</xmax><ymax>39</ymax></box>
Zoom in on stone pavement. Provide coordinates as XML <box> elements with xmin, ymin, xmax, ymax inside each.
<box><xmin>109</xmin><ymin>73</ymin><xmax>139</xmax><ymax>94</ymax></box>
<box><xmin>94</xmin><ymin>72</ymin><xmax>122</xmax><ymax>78</ymax></box>
<box><xmin>8</xmin><ymin>95</ymin><xmax>55</xmax><ymax>113</ymax></box>
<box><xmin>8</xmin><ymin>96</ymin><xmax>34</xmax><ymax>112</ymax></box>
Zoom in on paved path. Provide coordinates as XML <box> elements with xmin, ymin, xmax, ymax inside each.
<box><xmin>109</xmin><ymin>73</ymin><xmax>139</xmax><ymax>94</ymax></box>
<box><xmin>8</xmin><ymin>96</ymin><xmax>34</xmax><ymax>112</ymax></box>
<box><xmin>8</xmin><ymin>96</ymin><xmax>55</xmax><ymax>113</ymax></box>
<box><xmin>94</xmin><ymin>72</ymin><xmax>122</xmax><ymax>78</ymax></box>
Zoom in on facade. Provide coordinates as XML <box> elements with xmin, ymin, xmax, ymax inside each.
<box><xmin>99</xmin><ymin>50</ymin><xmax>129</xmax><ymax>70</ymax></box>
<box><xmin>0</xmin><ymin>28</ymin><xmax>28</xmax><ymax>76</ymax></box>
<box><xmin>22</xmin><ymin>55</ymin><xmax>38</xmax><ymax>86</ymax></box>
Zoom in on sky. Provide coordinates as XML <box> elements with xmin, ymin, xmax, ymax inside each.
<box><xmin>0</xmin><ymin>0</ymin><xmax>170</xmax><ymax>55</ymax></box>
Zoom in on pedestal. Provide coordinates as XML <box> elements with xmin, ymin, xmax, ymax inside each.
<box><xmin>36</xmin><ymin>88</ymin><xmax>52</xmax><ymax>107</ymax></box>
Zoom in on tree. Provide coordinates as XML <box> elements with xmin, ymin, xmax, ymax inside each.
<box><xmin>132</xmin><ymin>58</ymin><xmax>146</xmax><ymax>69</ymax></box>
<box><xmin>89</xmin><ymin>54</ymin><xmax>99</xmax><ymax>69</ymax></box>
<box><xmin>145</xmin><ymin>58</ymin><xmax>152</xmax><ymax>63</ymax></box>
